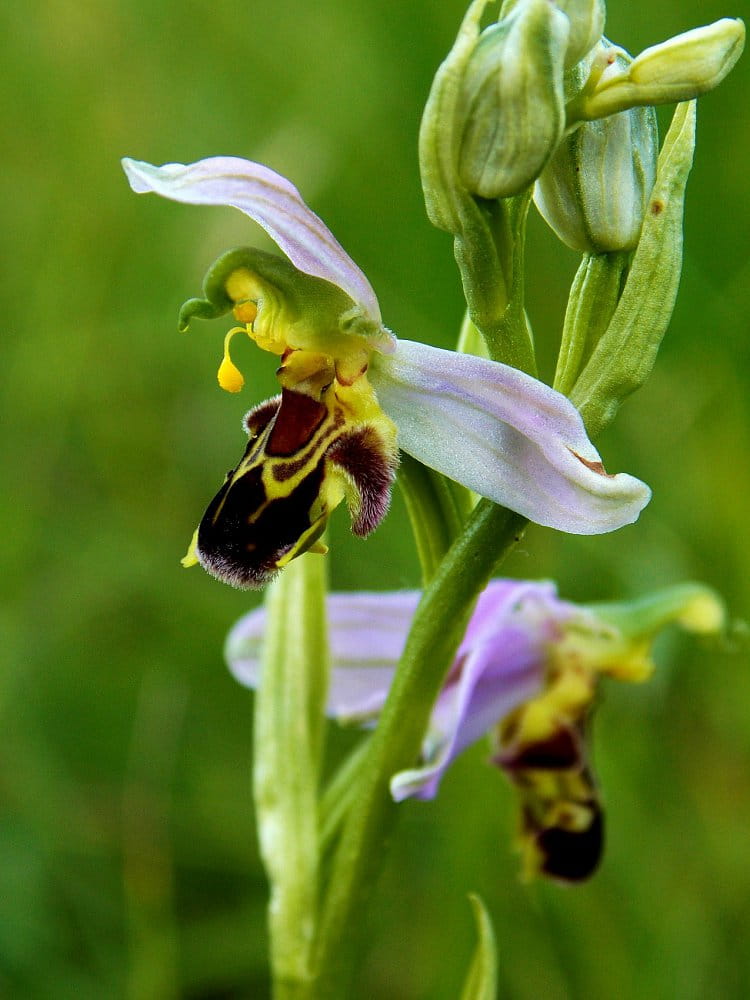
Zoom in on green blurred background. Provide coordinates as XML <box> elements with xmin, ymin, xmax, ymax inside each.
<box><xmin>2</xmin><ymin>0</ymin><xmax>749</xmax><ymax>996</ymax></box>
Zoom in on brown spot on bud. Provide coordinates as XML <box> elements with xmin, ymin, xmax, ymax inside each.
<box><xmin>651</xmin><ymin>199</ymin><xmax>665</xmax><ymax>216</ymax></box>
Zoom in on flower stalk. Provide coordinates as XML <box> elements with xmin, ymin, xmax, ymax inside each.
<box><xmin>554</xmin><ymin>250</ymin><xmax>628</xmax><ymax>396</ymax></box>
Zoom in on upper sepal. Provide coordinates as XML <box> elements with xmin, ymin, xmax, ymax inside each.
<box><xmin>121</xmin><ymin>155</ymin><xmax>395</xmax><ymax>353</ymax></box>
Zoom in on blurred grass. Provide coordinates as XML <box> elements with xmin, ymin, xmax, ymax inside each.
<box><xmin>1</xmin><ymin>0</ymin><xmax>749</xmax><ymax>996</ymax></box>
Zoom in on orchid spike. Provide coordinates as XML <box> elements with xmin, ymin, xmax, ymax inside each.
<box><xmin>227</xmin><ymin>579</ymin><xmax>724</xmax><ymax>881</ymax></box>
<box><xmin>123</xmin><ymin>156</ymin><xmax>650</xmax><ymax>587</ymax></box>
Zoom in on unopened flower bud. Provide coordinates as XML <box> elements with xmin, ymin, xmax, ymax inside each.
<box><xmin>458</xmin><ymin>0</ymin><xmax>570</xmax><ymax>199</ymax></box>
<box><xmin>569</xmin><ymin>18</ymin><xmax>745</xmax><ymax>121</ymax></box>
<box><xmin>534</xmin><ymin>48</ymin><xmax>658</xmax><ymax>253</ymax></box>
<box><xmin>556</xmin><ymin>0</ymin><xmax>605</xmax><ymax>68</ymax></box>
<box><xmin>629</xmin><ymin>18</ymin><xmax>745</xmax><ymax>99</ymax></box>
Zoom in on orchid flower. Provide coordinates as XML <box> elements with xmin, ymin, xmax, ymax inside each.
<box><xmin>227</xmin><ymin>578</ymin><xmax>723</xmax><ymax>881</ymax></box>
<box><xmin>122</xmin><ymin>156</ymin><xmax>650</xmax><ymax>588</ymax></box>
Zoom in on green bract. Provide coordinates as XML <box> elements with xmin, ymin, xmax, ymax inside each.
<box><xmin>570</xmin><ymin>101</ymin><xmax>697</xmax><ymax>437</ymax></box>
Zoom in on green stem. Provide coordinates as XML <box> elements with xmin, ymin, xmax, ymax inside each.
<box><xmin>458</xmin><ymin>195</ymin><xmax>537</xmax><ymax>376</ymax></box>
<box><xmin>311</xmin><ymin>502</ymin><xmax>527</xmax><ymax>997</ymax></box>
<box><xmin>456</xmin><ymin>310</ymin><xmax>490</xmax><ymax>358</ymax></box>
<box><xmin>397</xmin><ymin>453</ymin><xmax>466</xmax><ymax>585</ymax></box>
<box><xmin>318</xmin><ymin>737</ymin><xmax>372</xmax><ymax>857</ymax></box>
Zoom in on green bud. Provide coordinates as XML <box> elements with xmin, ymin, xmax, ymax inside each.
<box><xmin>535</xmin><ymin>47</ymin><xmax>658</xmax><ymax>253</ymax></box>
<box><xmin>556</xmin><ymin>0</ymin><xmax>605</xmax><ymax>68</ymax></box>
<box><xmin>569</xmin><ymin>18</ymin><xmax>745</xmax><ymax>121</ymax></box>
<box><xmin>458</xmin><ymin>0</ymin><xmax>569</xmax><ymax>199</ymax></box>
<box><xmin>629</xmin><ymin>18</ymin><xmax>745</xmax><ymax>98</ymax></box>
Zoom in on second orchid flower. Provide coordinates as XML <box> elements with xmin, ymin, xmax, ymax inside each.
<box><xmin>228</xmin><ymin>578</ymin><xmax>724</xmax><ymax>881</ymax></box>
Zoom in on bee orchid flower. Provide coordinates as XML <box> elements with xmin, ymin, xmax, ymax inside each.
<box><xmin>123</xmin><ymin>156</ymin><xmax>650</xmax><ymax>588</ymax></box>
<box><xmin>227</xmin><ymin>579</ymin><xmax>724</xmax><ymax>881</ymax></box>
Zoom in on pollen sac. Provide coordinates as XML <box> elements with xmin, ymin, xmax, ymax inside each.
<box><xmin>193</xmin><ymin>353</ymin><xmax>398</xmax><ymax>589</ymax></box>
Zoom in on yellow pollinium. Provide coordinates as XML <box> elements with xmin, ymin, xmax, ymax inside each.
<box><xmin>218</xmin><ymin>328</ymin><xmax>250</xmax><ymax>393</ymax></box>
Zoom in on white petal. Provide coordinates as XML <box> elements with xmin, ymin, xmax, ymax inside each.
<box><xmin>371</xmin><ymin>340</ymin><xmax>651</xmax><ymax>534</ymax></box>
<box><xmin>122</xmin><ymin>156</ymin><xmax>383</xmax><ymax>324</ymax></box>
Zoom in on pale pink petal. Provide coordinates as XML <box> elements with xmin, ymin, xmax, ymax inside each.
<box><xmin>122</xmin><ymin>156</ymin><xmax>382</xmax><ymax>324</ymax></box>
<box><xmin>226</xmin><ymin>590</ymin><xmax>420</xmax><ymax>721</ymax></box>
<box><xmin>371</xmin><ymin>341</ymin><xmax>651</xmax><ymax>534</ymax></box>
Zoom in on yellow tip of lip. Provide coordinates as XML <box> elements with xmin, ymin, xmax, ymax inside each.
<box><xmin>679</xmin><ymin>593</ymin><xmax>725</xmax><ymax>634</ymax></box>
<box><xmin>181</xmin><ymin>528</ymin><xmax>200</xmax><ymax>567</ymax></box>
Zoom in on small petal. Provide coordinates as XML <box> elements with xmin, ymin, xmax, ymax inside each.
<box><xmin>225</xmin><ymin>604</ymin><xmax>266</xmax><ymax>690</ymax></box>
<box><xmin>371</xmin><ymin>340</ymin><xmax>650</xmax><ymax>534</ymax></box>
<box><xmin>122</xmin><ymin>156</ymin><xmax>382</xmax><ymax>324</ymax></box>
